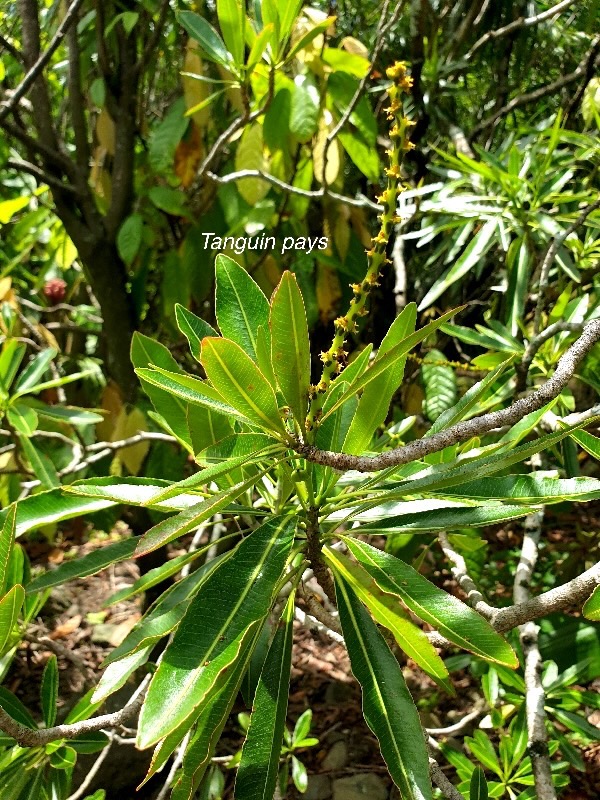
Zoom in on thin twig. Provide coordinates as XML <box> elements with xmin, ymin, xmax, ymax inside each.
<box><xmin>205</xmin><ymin>169</ymin><xmax>382</xmax><ymax>211</ymax></box>
<box><xmin>297</xmin><ymin>320</ymin><xmax>600</xmax><ymax>472</ymax></box>
<box><xmin>515</xmin><ymin>510</ymin><xmax>557</xmax><ymax>800</ymax></box>
<box><xmin>65</xmin><ymin>736</ymin><xmax>114</xmax><ymax>800</ymax></box>
<box><xmin>515</xmin><ymin>321</ymin><xmax>585</xmax><ymax>395</ymax></box>
<box><xmin>0</xmin><ymin>0</ymin><xmax>85</xmax><ymax>123</ymax></box>
<box><xmin>464</xmin><ymin>0</ymin><xmax>578</xmax><ymax>61</ymax></box>
<box><xmin>0</xmin><ymin>676</ymin><xmax>148</xmax><ymax>747</ymax></box>
<box><xmin>438</xmin><ymin>532</ymin><xmax>494</xmax><ymax>615</ymax></box>
<box><xmin>473</xmin><ymin>38</ymin><xmax>600</xmax><ymax>135</ymax></box>
<box><xmin>533</xmin><ymin>196</ymin><xmax>600</xmax><ymax>335</ymax></box>
<box><xmin>429</xmin><ymin>753</ymin><xmax>466</xmax><ymax>800</ymax></box>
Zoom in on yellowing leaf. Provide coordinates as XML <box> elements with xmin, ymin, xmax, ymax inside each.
<box><xmin>96</xmin><ymin>382</ymin><xmax>123</xmax><ymax>442</ymax></box>
<box><xmin>0</xmin><ymin>196</ymin><xmax>30</xmax><ymax>224</ymax></box>
<box><xmin>174</xmin><ymin>123</ymin><xmax>203</xmax><ymax>188</ymax></box>
<box><xmin>313</xmin><ymin>109</ymin><xmax>341</xmax><ymax>185</ymax></box>
<box><xmin>341</xmin><ymin>36</ymin><xmax>368</xmax><ymax>58</ymax></box>
<box><xmin>54</xmin><ymin>231</ymin><xmax>78</xmax><ymax>270</ymax></box>
<box><xmin>316</xmin><ymin>261</ymin><xmax>342</xmax><ymax>323</ymax></box>
<box><xmin>112</xmin><ymin>407</ymin><xmax>149</xmax><ymax>476</ymax></box>
<box><xmin>182</xmin><ymin>41</ymin><xmax>211</xmax><ymax>128</ymax></box>
<box><xmin>96</xmin><ymin>108</ymin><xmax>116</xmax><ymax>155</ymax></box>
<box><xmin>235</xmin><ymin>123</ymin><xmax>270</xmax><ymax>205</ymax></box>
<box><xmin>0</xmin><ymin>278</ymin><xmax>12</xmax><ymax>302</ymax></box>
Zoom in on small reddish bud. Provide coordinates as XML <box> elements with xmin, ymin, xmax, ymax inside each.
<box><xmin>43</xmin><ymin>279</ymin><xmax>67</xmax><ymax>304</ymax></box>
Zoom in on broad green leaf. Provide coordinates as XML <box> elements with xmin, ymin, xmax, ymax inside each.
<box><xmin>235</xmin><ymin>123</ymin><xmax>270</xmax><ymax>204</ymax></box>
<box><xmin>187</xmin><ymin>402</ymin><xmax>234</xmax><ymax>458</ymax></box>
<box><xmin>583</xmin><ymin>586</ymin><xmax>600</xmax><ymax>621</ymax></box>
<box><xmin>335</xmin><ymin>575</ymin><xmax>433</xmax><ymax>800</ymax></box>
<box><xmin>418</xmin><ymin>219</ymin><xmax>498</xmax><ymax>311</ymax></box>
<box><xmin>443</xmin><ymin>476</ymin><xmax>600</xmax><ymax>504</ymax></box>
<box><xmin>0</xmin><ymin>585</ymin><xmax>24</xmax><ymax>653</ymax></box>
<box><xmin>344</xmin><ymin>538</ymin><xmax>518</xmax><ymax>668</ymax></box>
<box><xmin>270</xmin><ymin>272</ymin><xmax>311</xmax><ymax>425</ymax></box>
<box><xmin>92</xmin><ymin>646</ymin><xmax>153</xmax><ymax>705</ymax></box>
<box><xmin>256</xmin><ymin>324</ymin><xmax>276</xmax><ymax>389</ymax></box>
<box><xmin>0</xmin><ymin>505</ymin><xmax>16</xmax><ymax>593</ymax></box>
<box><xmin>247</xmin><ymin>23</ymin><xmax>274</xmax><ymax>71</ymax></box>
<box><xmin>0</xmin><ymin>490</ymin><xmax>114</xmax><ymax>539</ymax></box>
<box><xmin>325</xmin><ymin>549</ymin><xmax>453</xmax><ymax>694</ymax></box>
<box><xmin>143</xmin><ymin>444</ymin><xmax>281</xmax><ymax>505</ymax></box>
<box><xmin>215</xmin><ymin>254</ymin><xmax>270</xmax><ymax>361</ymax></box>
<box><xmin>117</xmin><ymin>213</ymin><xmax>143</xmax><ymax>266</ymax></box>
<box><xmin>199</xmin><ymin>433</ymin><xmax>279</xmax><ymax>463</ymax></box>
<box><xmin>49</xmin><ymin>745</ymin><xmax>77</xmax><ymax>770</ymax></box>
<box><xmin>65</xmin><ymin>476</ymin><xmax>202</xmax><ymax>511</ymax></box>
<box><xmin>19</xmin><ymin>435</ymin><xmax>59</xmax><ymax>489</ymax></box>
<box><xmin>148</xmin><ymin>99</ymin><xmax>188</xmax><ymax>173</ymax></box>
<box><xmin>320</xmin><ymin>307</ymin><xmax>463</xmax><ymax>425</ymax></box>
<box><xmin>26</xmin><ymin>537</ymin><xmax>138</xmax><ymax>594</ymax></box>
<box><xmin>470</xmin><ymin>766</ymin><xmax>489</xmax><ymax>800</ymax></box>
<box><xmin>284</xmin><ymin>16</ymin><xmax>335</xmax><ymax>63</ymax></box>
<box><xmin>0</xmin><ymin>686</ymin><xmax>37</xmax><ymax>728</ymax></box>
<box><xmin>137</xmin><ymin>515</ymin><xmax>295</xmax><ymax>748</ymax></box>
<box><xmin>70</xmin><ymin>731</ymin><xmax>110</xmax><ymax>754</ymax></box>
<box><xmin>338</xmin><ymin>129</ymin><xmax>380</xmax><ymax>182</ymax></box>
<box><xmin>201</xmin><ymin>338</ymin><xmax>286</xmax><ymax>435</ymax></box>
<box><xmin>33</xmin><ymin>404</ymin><xmax>104</xmax><ymax>425</ymax></box>
<box><xmin>344</xmin><ymin>304</ymin><xmax>416</xmax><ymax>455</ymax></box>
<box><xmin>179</xmin><ymin>11</ymin><xmax>234</xmax><ymax>68</ymax></box>
<box><xmin>169</xmin><ymin>623</ymin><xmax>262</xmax><ymax>800</ymax></box>
<box><xmin>6</xmin><ymin>403</ymin><xmax>38</xmax><ymax>435</ymax></box>
<box><xmin>350</xmin><ymin>502</ymin><xmax>535</xmax><ymax>533</ymax></box>
<box><xmin>131</xmin><ymin>332</ymin><xmax>193</xmax><ymax>447</ymax></box>
<box><xmin>570</xmin><ymin>429</ymin><xmax>600</xmax><ymax>461</ymax></box>
<box><xmin>217</xmin><ymin>0</ymin><xmax>245</xmax><ymax>65</ymax></box>
<box><xmin>134</xmin><ymin>468</ymin><xmax>271</xmax><ymax>556</ymax></box>
<box><xmin>13</xmin><ymin>348</ymin><xmax>57</xmax><ymax>394</ymax></box>
<box><xmin>277</xmin><ymin>0</ymin><xmax>303</xmax><ymax>48</ymax></box>
<box><xmin>40</xmin><ymin>654</ymin><xmax>58</xmax><ymax>727</ymax></box>
<box><xmin>137</xmin><ymin>366</ymin><xmax>249</xmax><ymax>424</ymax></box>
<box><xmin>235</xmin><ymin>594</ymin><xmax>295</xmax><ymax>800</ymax></box>
<box><xmin>175</xmin><ymin>304</ymin><xmax>218</xmax><ymax>360</ymax></box>
<box><xmin>289</xmin><ymin>78</ymin><xmax>319</xmax><ymax>143</ymax></box>
<box><xmin>102</xmin><ymin>555</ymin><xmax>226</xmax><ymax>666</ymax></box>
<box><xmin>0</xmin><ymin>341</ymin><xmax>26</xmax><ymax>393</ymax></box>
<box><xmin>381</xmin><ymin>420</ymin><xmax>594</xmax><ymax>497</ymax></box>
<box><xmin>427</xmin><ymin>359</ymin><xmax>514</xmax><ymax>436</ymax></box>
<box><xmin>422</xmin><ymin>349</ymin><xmax>457</xmax><ymax>423</ymax></box>
<box><xmin>506</xmin><ymin>237</ymin><xmax>529</xmax><ymax>337</ymax></box>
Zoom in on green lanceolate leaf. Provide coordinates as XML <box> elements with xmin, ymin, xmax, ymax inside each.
<box><xmin>344</xmin><ymin>538</ymin><xmax>518</xmax><ymax>668</ymax></box>
<box><xmin>324</xmin><ymin>549</ymin><xmax>453</xmax><ymax>694</ymax></box>
<box><xmin>92</xmin><ymin>646</ymin><xmax>153</xmax><ymax>705</ymax></box>
<box><xmin>169</xmin><ymin>623</ymin><xmax>263</xmax><ymax>800</ymax></box>
<box><xmin>102</xmin><ymin>555</ymin><xmax>226</xmax><ymax>667</ymax></box>
<box><xmin>26</xmin><ymin>537</ymin><xmax>138</xmax><ymax>594</ymax></box>
<box><xmin>320</xmin><ymin>306</ymin><xmax>463</xmax><ymax>425</ymax></box>
<box><xmin>137</xmin><ymin>515</ymin><xmax>296</xmax><ymax>748</ymax></box>
<box><xmin>335</xmin><ymin>575</ymin><xmax>433</xmax><ymax>800</ymax></box>
<box><xmin>175</xmin><ymin>304</ymin><xmax>218</xmax><ymax>361</ymax></box>
<box><xmin>442</xmin><ymin>476</ymin><xmax>600</xmax><ymax>504</ymax></box>
<box><xmin>235</xmin><ymin>593</ymin><xmax>295</xmax><ymax>800</ymax></box>
<box><xmin>137</xmin><ymin>366</ymin><xmax>248</xmax><ymax>423</ymax></box>
<box><xmin>0</xmin><ymin>505</ymin><xmax>16</xmax><ymax>593</ymax></box>
<box><xmin>40</xmin><ymin>654</ymin><xmax>58</xmax><ymax>727</ymax></box>
<box><xmin>422</xmin><ymin>349</ymin><xmax>457</xmax><ymax>423</ymax></box>
<box><xmin>344</xmin><ymin>303</ymin><xmax>417</xmax><ymax>455</ymax></box>
<box><xmin>134</xmin><ymin>468</ymin><xmax>272</xmax><ymax>556</ymax></box>
<box><xmin>583</xmin><ymin>586</ymin><xmax>600</xmax><ymax>621</ymax></box>
<box><xmin>470</xmin><ymin>766</ymin><xmax>488</xmax><ymax>800</ymax></box>
<box><xmin>201</xmin><ymin>338</ymin><xmax>287</xmax><ymax>435</ymax></box>
<box><xmin>19</xmin><ymin>435</ymin><xmax>60</xmax><ymax>489</ymax></box>
<box><xmin>179</xmin><ymin>11</ymin><xmax>234</xmax><ymax>68</ymax></box>
<box><xmin>215</xmin><ymin>254</ymin><xmax>270</xmax><ymax>360</ymax></box>
<box><xmin>350</xmin><ymin>502</ymin><xmax>536</xmax><ymax>533</ymax></box>
<box><xmin>269</xmin><ymin>271</ymin><xmax>311</xmax><ymax>426</ymax></box>
<box><xmin>0</xmin><ymin>584</ymin><xmax>24</xmax><ymax>653</ymax></box>
<box><xmin>217</xmin><ymin>0</ymin><xmax>245</xmax><ymax>65</ymax></box>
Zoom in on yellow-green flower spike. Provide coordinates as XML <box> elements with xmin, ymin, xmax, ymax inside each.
<box><xmin>305</xmin><ymin>62</ymin><xmax>415</xmax><ymax>436</ymax></box>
